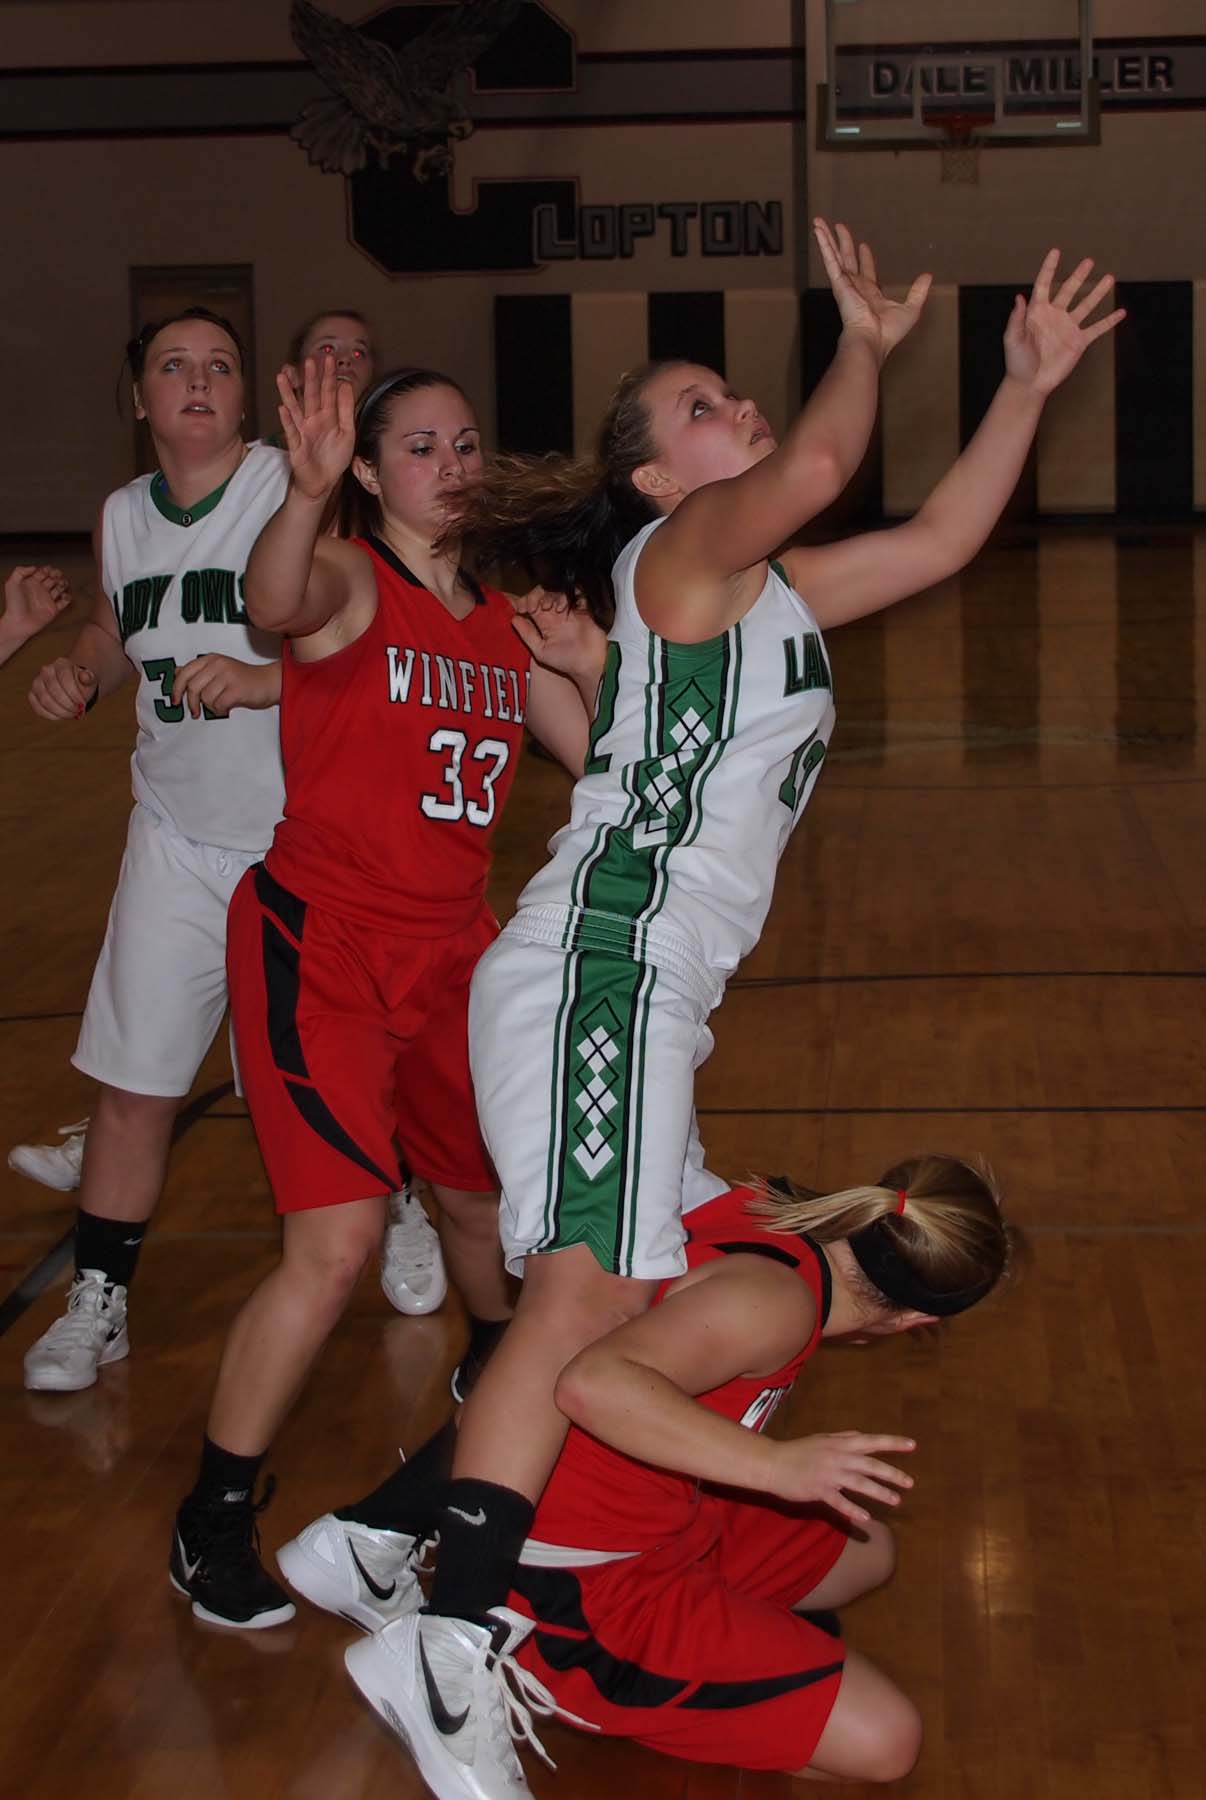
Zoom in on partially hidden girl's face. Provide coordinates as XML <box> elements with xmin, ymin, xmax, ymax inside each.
<box><xmin>299</xmin><ymin>314</ymin><xmax>376</xmax><ymax>399</ymax></box>
<box><xmin>134</xmin><ymin>318</ymin><xmax>244</xmax><ymax>452</ymax></box>
<box><xmin>635</xmin><ymin>363</ymin><xmax>776</xmax><ymax>509</ymax></box>
<box><xmin>357</xmin><ymin>383</ymin><xmax>482</xmax><ymax>537</ymax></box>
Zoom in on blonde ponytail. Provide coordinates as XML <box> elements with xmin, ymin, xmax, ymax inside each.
<box><xmin>749</xmin><ymin>1154</ymin><xmax>1014</xmax><ymax>1317</ymax></box>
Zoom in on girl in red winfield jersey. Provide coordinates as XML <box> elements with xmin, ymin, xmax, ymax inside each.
<box><xmin>169</xmin><ymin>357</ymin><xmax>607</xmax><ymax>1631</ymax></box>
<box><xmin>332</xmin><ymin>1153</ymin><xmax>1014</xmax><ymax>1787</ymax></box>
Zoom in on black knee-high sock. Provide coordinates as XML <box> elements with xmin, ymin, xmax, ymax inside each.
<box><xmin>75</xmin><ymin>1210</ymin><xmax>147</xmax><ymax>1289</ymax></box>
<box><xmin>426</xmin><ymin>1479</ymin><xmax>534</xmax><ymax>1621</ymax></box>
<box><xmin>336</xmin><ymin>1419</ymin><xmax>458</xmax><ymax>1535</ymax></box>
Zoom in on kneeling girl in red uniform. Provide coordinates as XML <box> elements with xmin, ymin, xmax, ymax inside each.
<box><xmin>344</xmin><ymin>1153</ymin><xmax>1013</xmax><ymax>1787</ymax></box>
<box><xmin>169</xmin><ymin>356</ymin><xmax>606</xmax><ymax>1630</ymax></box>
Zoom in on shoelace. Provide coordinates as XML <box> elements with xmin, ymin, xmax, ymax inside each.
<box><xmin>44</xmin><ymin>1280</ymin><xmax>114</xmax><ymax>1349</ymax></box>
<box><xmin>57</xmin><ymin>1119</ymin><xmax>90</xmax><ymax>1138</ymax></box>
<box><xmin>490</xmin><ymin>1647</ymin><xmax>599</xmax><ymax>1773</ymax></box>
<box><xmin>192</xmin><ymin>1477</ymin><xmax>278</xmax><ymax>1572</ymax></box>
<box><xmin>387</xmin><ymin>1201</ymin><xmax>437</xmax><ymax>1273</ymax></box>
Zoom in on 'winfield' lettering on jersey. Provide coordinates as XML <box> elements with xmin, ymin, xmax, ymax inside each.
<box><xmin>782</xmin><ymin>632</ymin><xmax>831</xmax><ymax>696</ymax></box>
<box><xmin>117</xmin><ymin>568</ymin><xmax>248</xmax><ymax>641</ymax></box>
<box><xmin>386</xmin><ymin>644</ymin><xmax>529</xmax><ymax>723</ymax></box>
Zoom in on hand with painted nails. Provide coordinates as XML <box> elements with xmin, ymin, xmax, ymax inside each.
<box><xmin>28</xmin><ymin>657</ymin><xmax>96</xmax><ymax>721</ymax></box>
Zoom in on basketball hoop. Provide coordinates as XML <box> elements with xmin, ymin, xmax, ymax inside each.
<box><xmin>925</xmin><ymin>110</ymin><xmax>994</xmax><ymax>185</ymax></box>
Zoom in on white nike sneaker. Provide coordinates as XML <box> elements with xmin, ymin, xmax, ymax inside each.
<box><xmin>23</xmin><ymin>1270</ymin><xmax>129</xmax><ymax>1393</ymax></box>
<box><xmin>276</xmin><ymin>1512</ymin><xmax>426</xmax><ymax>1632</ymax></box>
<box><xmin>8</xmin><ymin>1118</ymin><xmax>89</xmax><ymax>1192</ymax></box>
<box><xmin>345</xmin><ymin>1605</ymin><xmax>591</xmax><ymax>1800</ymax></box>
<box><xmin>380</xmin><ymin>1186</ymin><xmax>448</xmax><ymax>1317</ymax></box>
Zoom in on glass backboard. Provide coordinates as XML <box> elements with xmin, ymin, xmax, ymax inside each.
<box><xmin>819</xmin><ymin>0</ymin><xmax>1099</xmax><ymax>149</ymax></box>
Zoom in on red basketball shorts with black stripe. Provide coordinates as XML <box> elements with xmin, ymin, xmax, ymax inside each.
<box><xmin>227</xmin><ymin>862</ymin><xmax>497</xmax><ymax>1209</ymax></box>
<box><xmin>509</xmin><ymin>1489</ymin><xmax>849</xmax><ymax>1773</ymax></box>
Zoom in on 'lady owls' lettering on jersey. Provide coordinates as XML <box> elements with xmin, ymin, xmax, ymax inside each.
<box><xmin>513</xmin><ymin>517</ymin><xmax>837</xmax><ymax>993</ymax></box>
<box><xmin>100</xmin><ymin>442</ymin><xmax>288</xmax><ymax>852</ymax></box>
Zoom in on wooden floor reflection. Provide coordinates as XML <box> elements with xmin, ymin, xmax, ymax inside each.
<box><xmin>1</xmin><ymin>529</ymin><xmax>1204</xmax><ymax>1797</ymax></box>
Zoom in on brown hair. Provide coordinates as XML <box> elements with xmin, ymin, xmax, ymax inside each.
<box><xmin>122</xmin><ymin>307</ymin><xmax>246</xmax><ymax>416</ymax></box>
<box><xmin>750</xmin><ymin>1153</ymin><xmax>1015</xmax><ymax>1316</ymax></box>
<box><xmin>445</xmin><ymin>360</ymin><xmax>689</xmax><ymax>627</ymax></box>
<box><xmin>339</xmin><ymin>366</ymin><xmax>473</xmax><ymax>540</ymax></box>
<box><xmin>287</xmin><ymin>307</ymin><xmax>375</xmax><ymax>372</ymax></box>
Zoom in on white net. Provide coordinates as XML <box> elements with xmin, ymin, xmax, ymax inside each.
<box><xmin>939</xmin><ymin>125</ymin><xmax>982</xmax><ymax>183</ymax></box>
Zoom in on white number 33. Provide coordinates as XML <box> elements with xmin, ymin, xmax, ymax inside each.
<box><xmin>420</xmin><ymin>729</ymin><xmax>510</xmax><ymax>828</ymax></box>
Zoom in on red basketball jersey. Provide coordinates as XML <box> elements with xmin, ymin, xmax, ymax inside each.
<box><xmin>267</xmin><ymin>537</ymin><xmax>531</xmax><ymax>936</ymax></box>
<box><xmin>528</xmin><ymin>1186</ymin><xmax>830</xmax><ymax>1554</ymax></box>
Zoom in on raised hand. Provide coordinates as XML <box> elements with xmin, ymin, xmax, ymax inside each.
<box><xmin>171</xmin><ymin>654</ymin><xmax>281</xmax><ymax>718</ymax></box>
<box><xmin>511</xmin><ymin>588</ymin><xmax>608</xmax><ymax>685</ymax></box>
<box><xmin>276</xmin><ymin>353</ymin><xmax>356</xmax><ymax>500</ymax></box>
<box><xmin>29</xmin><ymin>657</ymin><xmax>96</xmax><ymax>721</ymax></box>
<box><xmin>3</xmin><ymin>564</ymin><xmax>71</xmax><ymax>644</ymax></box>
<box><xmin>769</xmin><ymin>1430</ymin><xmax>916</xmax><ymax>1525</ymax></box>
<box><xmin>814</xmin><ymin>219</ymin><xmax>932</xmax><ymax>362</ymax></box>
<box><xmin>1004</xmin><ymin>250</ymin><xmax>1126</xmax><ymax>396</ymax></box>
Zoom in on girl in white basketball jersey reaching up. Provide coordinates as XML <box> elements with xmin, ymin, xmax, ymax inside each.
<box><xmin>354</xmin><ymin>232</ymin><xmax>1124</xmax><ymax>1799</ymax></box>
<box><xmin>22</xmin><ymin>308</ymin><xmax>289</xmax><ymax>1395</ymax></box>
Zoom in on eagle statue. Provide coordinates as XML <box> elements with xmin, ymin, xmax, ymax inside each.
<box><xmin>289</xmin><ymin>0</ymin><xmax>525</xmax><ymax>180</ymax></box>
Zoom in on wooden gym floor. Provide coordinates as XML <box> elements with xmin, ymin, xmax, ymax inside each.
<box><xmin>1</xmin><ymin>528</ymin><xmax>1204</xmax><ymax>1798</ymax></box>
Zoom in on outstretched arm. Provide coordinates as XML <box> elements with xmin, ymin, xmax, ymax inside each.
<box><xmin>641</xmin><ymin>222</ymin><xmax>931</xmax><ymax>641</ymax></box>
<box><xmin>783</xmin><ymin>250</ymin><xmax>1126</xmax><ymax>630</ymax></box>
<box><xmin>555</xmin><ymin>1258</ymin><xmax>914</xmax><ymax>1524</ymax></box>
<box><xmin>244</xmin><ymin>355</ymin><xmax>362</xmax><ymax>638</ymax></box>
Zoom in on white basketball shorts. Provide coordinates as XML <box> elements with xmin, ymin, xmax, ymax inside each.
<box><xmin>74</xmin><ymin>802</ymin><xmax>262</xmax><ymax>1098</ymax></box>
<box><xmin>468</xmin><ymin>931</ymin><xmax>725</xmax><ymax>1282</ymax></box>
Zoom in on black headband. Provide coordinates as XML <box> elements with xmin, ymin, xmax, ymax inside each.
<box><xmin>849</xmin><ymin>1218</ymin><xmax>995</xmax><ymax>1318</ymax></box>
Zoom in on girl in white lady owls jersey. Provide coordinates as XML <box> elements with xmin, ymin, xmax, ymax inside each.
<box><xmin>22</xmin><ymin>308</ymin><xmax>289</xmax><ymax>1396</ymax></box>
<box><xmin>354</xmin><ymin>230</ymin><xmax>1125</xmax><ymax>1800</ymax></box>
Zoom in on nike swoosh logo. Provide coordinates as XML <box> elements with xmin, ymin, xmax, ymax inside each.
<box><xmin>348</xmin><ymin>1538</ymin><xmax>396</xmax><ymax>1602</ymax></box>
<box><xmin>420</xmin><ymin>1637</ymin><xmax>470</xmax><ymax>1736</ymax></box>
<box><xmin>176</xmin><ymin>1531</ymin><xmax>201</xmax><ymax>1584</ymax></box>
<box><xmin>446</xmin><ymin>1505</ymin><xmax>486</xmax><ymax>1527</ymax></box>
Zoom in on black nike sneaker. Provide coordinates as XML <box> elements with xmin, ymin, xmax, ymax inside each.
<box><xmin>170</xmin><ymin>1476</ymin><xmax>296</xmax><ymax>1629</ymax></box>
<box><xmin>449</xmin><ymin>1320</ymin><xmax>508</xmax><ymax>1404</ymax></box>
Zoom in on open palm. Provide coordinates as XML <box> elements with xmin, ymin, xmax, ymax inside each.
<box><xmin>813</xmin><ymin>218</ymin><xmax>932</xmax><ymax>361</ymax></box>
<box><xmin>1004</xmin><ymin>250</ymin><xmax>1126</xmax><ymax>395</ymax></box>
<box><xmin>276</xmin><ymin>354</ymin><xmax>357</xmax><ymax>499</ymax></box>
